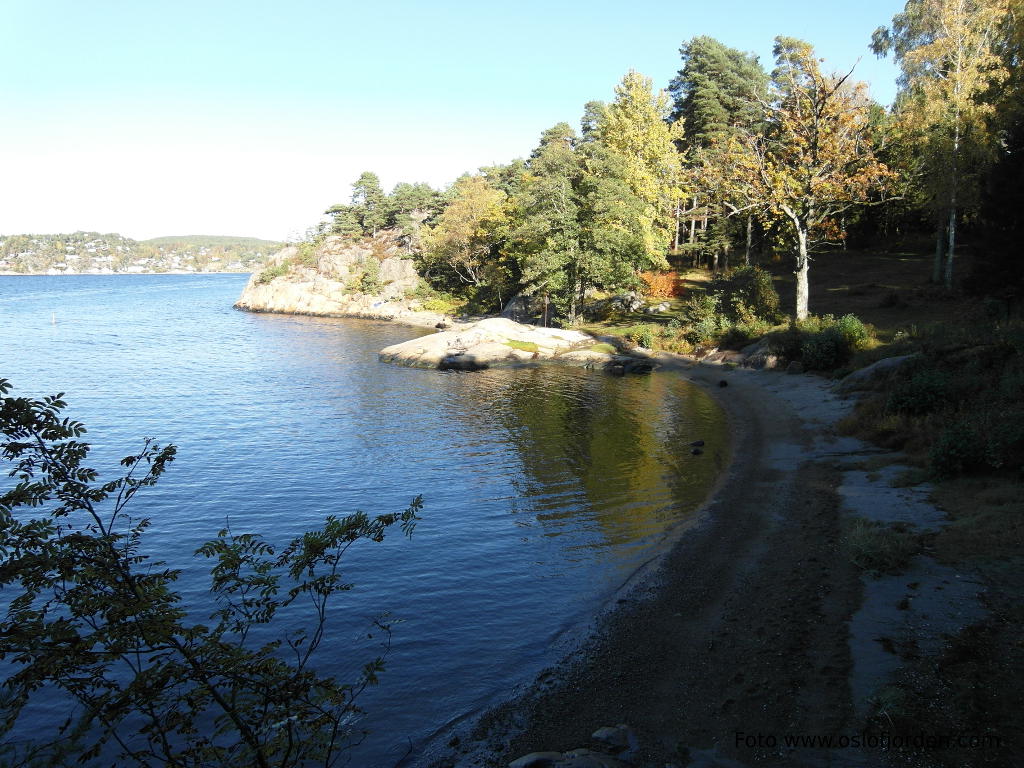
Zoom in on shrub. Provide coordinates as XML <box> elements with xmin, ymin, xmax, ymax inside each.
<box><xmin>294</xmin><ymin>241</ymin><xmax>319</xmax><ymax>268</ymax></box>
<box><xmin>680</xmin><ymin>294</ymin><xmax>729</xmax><ymax>344</ymax></box>
<box><xmin>256</xmin><ymin>263</ymin><xmax>289</xmax><ymax>284</ymax></box>
<box><xmin>710</xmin><ymin>266</ymin><xmax>782</xmax><ymax>323</ymax></box>
<box><xmin>639</xmin><ymin>270</ymin><xmax>684</xmax><ymax>298</ymax></box>
<box><xmin>625</xmin><ymin>324</ymin><xmax>657</xmax><ymax>349</ymax></box>
<box><xmin>769</xmin><ymin>314</ymin><xmax>874</xmax><ymax>371</ymax></box>
<box><xmin>887</xmin><ymin>367</ymin><xmax>951</xmax><ymax>415</ymax></box>
<box><xmin>802</xmin><ymin>328</ymin><xmax>847</xmax><ymax>371</ymax></box>
<box><xmin>420</xmin><ymin>294</ymin><xmax>465</xmax><ymax>314</ymax></box>
<box><xmin>930</xmin><ymin>419</ymin><xmax>979</xmax><ymax>477</ymax></box>
<box><xmin>360</xmin><ymin>257</ymin><xmax>382</xmax><ymax>293</ymax></box>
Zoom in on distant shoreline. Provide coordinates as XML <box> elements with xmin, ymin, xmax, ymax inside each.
<box><xmin>0</xmin><ymin>271</ymin><xmax>253</xmax><ymax>277</ymax></box>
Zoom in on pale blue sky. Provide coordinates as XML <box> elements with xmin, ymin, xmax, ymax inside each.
<box><xmin>2</xmin><ymin>0</ymin><xmax>906</xmax><ymax>241</ymax></box>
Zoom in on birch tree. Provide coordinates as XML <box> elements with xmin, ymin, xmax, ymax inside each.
<box><xmin>872</xmin><ymin>0</ymin><xmax>1011</xmax><ymax>288</ymax></box>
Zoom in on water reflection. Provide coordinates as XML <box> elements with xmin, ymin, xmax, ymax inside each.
<box><xmin>439</xmin><ymin>366</ymin><xmax>729</xmax><ymax>554</ymax></box>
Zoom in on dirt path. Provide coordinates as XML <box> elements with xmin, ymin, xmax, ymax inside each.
<box><xmin>431</xmin><ymin>360</ymin><xmax>871</xmax><ymax>767</ymax></box>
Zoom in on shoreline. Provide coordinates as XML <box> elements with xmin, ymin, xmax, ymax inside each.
<box><xmin>429</xmin><ymin>355</ymin><xmax>878</xmax><ymax>767</ymax></box>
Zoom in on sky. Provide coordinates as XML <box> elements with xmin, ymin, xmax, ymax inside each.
<box><xmin>1</xmin><ymin>0</ymin><xmax>907</xmax><ymax>242</ymax></box>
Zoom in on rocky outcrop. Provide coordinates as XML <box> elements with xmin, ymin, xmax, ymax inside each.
<box><xmin>833</xmin><ymin>353</ymin><xmax>919</xmax><ymax>393</ymax></box>
<box><xmin>234</xmin><ymin>231</ymin><xmax>445</xmax><ymax>327</ymax></box>
<box><xmin>378</xmin><ymin>317</ymin><xmax>641</xmax><ymax>371</ymax></box>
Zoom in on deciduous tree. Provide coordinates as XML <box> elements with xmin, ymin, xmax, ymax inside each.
<box><xmin>720</xmin><ymin>38</ymin><xmax>891</xmax><ymax>319</ymax></box>
<box><xmin>0</xmin><ymin>379</ymin><xmax>420</xmax><ymax>767</ymax></box>
<box><xmin>872</xmin><ymin>0</ymin><xmax>1011</xmax><ymax>288</ymax></box>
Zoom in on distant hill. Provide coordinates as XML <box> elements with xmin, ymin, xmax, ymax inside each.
<box><xmin>141</xmin><ymin>235</ymin><xmax>283</xmax><ymax>249</ymax></box>
<box><xmin>0</xmin><ymin>231</ymin><xmax>284</xmax><ymax>275</ymax></box>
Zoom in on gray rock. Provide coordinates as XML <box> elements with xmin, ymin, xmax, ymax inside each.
<box><xmin>738</xmin><ymin>338</ymin><xmax>781</xmax><ymax>370</ymax></box>
<box><xmin>592</xmin><ymin>723</ymin><xmax>639</xmax><ymax>754</ymax></box>
<box><xmin>556</xmin><ymin>749</ymin><xmax>632</xmax><ymax>767</ymax></box>
<box><xmin>834</xmin><ymin>353</ymin><xmax>919</xmax><ymax>394</ymax></box>
<box><xmin>380</xmin><ymin>318</ymin><xmax>593</xmax><ymax>369</ymax></box>
<box><xmin>701</xmin><ymin>349</ymin><xmax>744</xmax><ymax>365</ymax></box>
<box><xmin>786</xmin><ymin>360</ymin><xmax>804</xmax><ymax>374</ymax></box>
<box><xmin>509</xmin><ymin>752</ymin><xmax>564</xmax><ymax>768</ymax></box>
<box><xmin>622</xmin><ymin>359</ymin><xmax>655</xmax><ymax>374</ymax></box>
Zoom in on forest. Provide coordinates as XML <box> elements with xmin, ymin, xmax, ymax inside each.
<box><xmin>311</xmin><ymin>1</ymin><xmax>1020</xmax><ymax>329</ymax></box>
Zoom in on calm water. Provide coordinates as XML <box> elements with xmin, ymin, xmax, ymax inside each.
<box><xmin>0</xmin><ymin>274</ymin><xmax>727</xmax><ymax>765</ymax></box>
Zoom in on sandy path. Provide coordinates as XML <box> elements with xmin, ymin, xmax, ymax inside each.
<box><xmin>431</xmin><ymin>358</ymin><xmax>876</xmax><ymax>767</ymax></box>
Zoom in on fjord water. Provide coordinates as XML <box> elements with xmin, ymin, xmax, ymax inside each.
<box><xmin>1</xmin><ymin>274</ymin><xmax>727</xmax><ymax>765</ymax></box>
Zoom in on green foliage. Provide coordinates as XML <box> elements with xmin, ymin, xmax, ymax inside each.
<box><xmin>419</xmin><ymin>294</ymin><xmax>466</xmax><ymax>314</ymax></box>
<box><xmin>669</xmin><ymin>35</ymin><xmax>769</xmax><ymax>144</ymax></box>
<box><xmin>887</xmin><ymin>365</ymin><xmax>952</xmax><ymax>415</ymax></box>
<box><xmin>360</xmin><ymin>256</ymin><xmax>382</xmax><ymax>293</ymax></box>
<box><xmin>844</xmin><ymin>517</ymin><xmax>921</xmax><ymax>574</ymax></box>
<box><xmin>256</xmin><ymin>262</ymin><xmax>289</xmax><ymax>284</ymax></box>
<box><xmin>624</xmin><ymin>324</ymin><xmax>657</xmax><ymax>349</ymax></box>
<box><xmin>709</xmin><ymin>266</ymin><xmax>782</xmax><ymax>324</ymax></box>
<box><xmin>767</xmin><ymin>314</ymin><xmax>874</xmax><ymax>371</ymax></box>
<box><xmin>0</xmin><ymin>379</ymin><xmax>421</xmax><ymax>766</ymax></box>
<box><xmin>842</xmin><ymin>320</ymin><xmax>1024</xmax><ymax>479</ymax></box>
<box><xmin>680</xmin><ymin>293</ymin><xmax>728</xmax><ymax>344</ymax></box>
<box><xmin>294</xmin><ymin>240</ymin><xmax>319</xmax><ymax>268</ymax></box>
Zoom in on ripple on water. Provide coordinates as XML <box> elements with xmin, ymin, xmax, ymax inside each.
<box><xmin>0</xmin><ymin>274</ymin><xmax>728</xmax><ymax>765</ymax></box>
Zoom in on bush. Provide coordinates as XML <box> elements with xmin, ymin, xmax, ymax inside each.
<box><xmin>887</xmin><ymin>366</ymin><xmax>951</xmax><ymax>415</ymax></box>
<box><xmin>710</xmin><ymin>266</ymin><xmax>782</xmax><ymax>324</ymax></box>
<box><xmin>256</xmin><ymin>263</ymin><xmax>289</xmax><ymax>284</ymax></box>
<box><xmin>625</xmin><ymin>324</ymin><xmax>657</xmax><ymax>349</ymax></box>
<box><xmin>294</xmin><ymin>241</ymin><xmax>319</xmax><ymax>268</ymax></box>
<box><xmin>767</xmin><ymin>314</ymin><xmax>874</xmax><ymax>371</ymax></box>
<box><xmin>681</xmin><ymin>294</ymin><xmax>728</xmax><ymax>344</ymax></box>
<box><xmin>420</xmin><ymin>294</ymin><xmax>465</xmax><ymax>314</ymax></box>
<box><xmin>360</xmin><ymin>257</ymin><xmax>382</xmax><ymax>293</ymax></box>
<box><xmin>639</xmin><ymin>270</ymin><xmax>684</xmax><ymax>298</ymax></box>
<box><xmin>930</xmin><ymin>420</ymin><xmax>979</xmax><ymax>477</ymax></box>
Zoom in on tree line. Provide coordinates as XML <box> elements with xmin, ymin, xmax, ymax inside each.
<box><xmin>321</xmin><ymin>0</ymin><xmax>1022</xmax><ymax>322</ymax></box>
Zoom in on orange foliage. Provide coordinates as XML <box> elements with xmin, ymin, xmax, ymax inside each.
<box><xmin>640</xmin><ymin>270</ymin><xmax>685</xmax><ymax>298</ymax></box>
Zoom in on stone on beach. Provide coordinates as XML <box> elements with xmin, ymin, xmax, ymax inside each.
<box><xmin>380</xmin><ymin>317</ymin><xmax>600</xmax><ymax>370</ymax></box>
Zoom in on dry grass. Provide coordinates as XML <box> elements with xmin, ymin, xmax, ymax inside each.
<box><xmin>931</xmin><ymin>477</ymin><xmax>1024</xmax><ymax>564</ymax></box>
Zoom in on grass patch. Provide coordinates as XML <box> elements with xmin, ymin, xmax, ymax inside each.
<box><xmin>842</xmin><ymin>517</ymin><xmax>922</xmax><ymax>574</ymax></box>
<box><xmin>504</xmin><ymin>340</ymin><xmax>539</xmax><ymax>353</ymax></box>
<box><xmin>419</xmin><ymin>294</ymin><xmax>467</xmax><ymax>314</ymax></box>
<box><xmin>931</xmin><ymin>476</ymin><xmax>1024</xmax><ymax>564</ymax></box>
<box><xmin>588</xmin><ymin>342</ymin><xmax>617</xmax><ymax>354</ymax></box>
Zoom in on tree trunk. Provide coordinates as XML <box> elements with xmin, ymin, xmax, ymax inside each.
<box><xmin>674</xmin><ymin>200</ymin><xmax>681</xmax><ymax>251</ymax></box>
<box><xmin>795</xmin><ymin>227</ymin><xmax>810</xmax><ymax>320</ymax></box>
<box><xmin>944</xmin><ymin>204</ymin><xmax>957</xmax><ymax>291</ymax></box>
<box><xmin>932</xmin><ymin>213</ymin><xmax>946</xmax><ymax>284</ymax></box>
<box><xmin>745</xmin><ymin>216</ymin><xmax>752</xmax><ymax>266</ymax></box>
<box><xmin>945</xmin><ymin>119</ymin><xmax>961</xmax><ymax>291</ymax></box>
